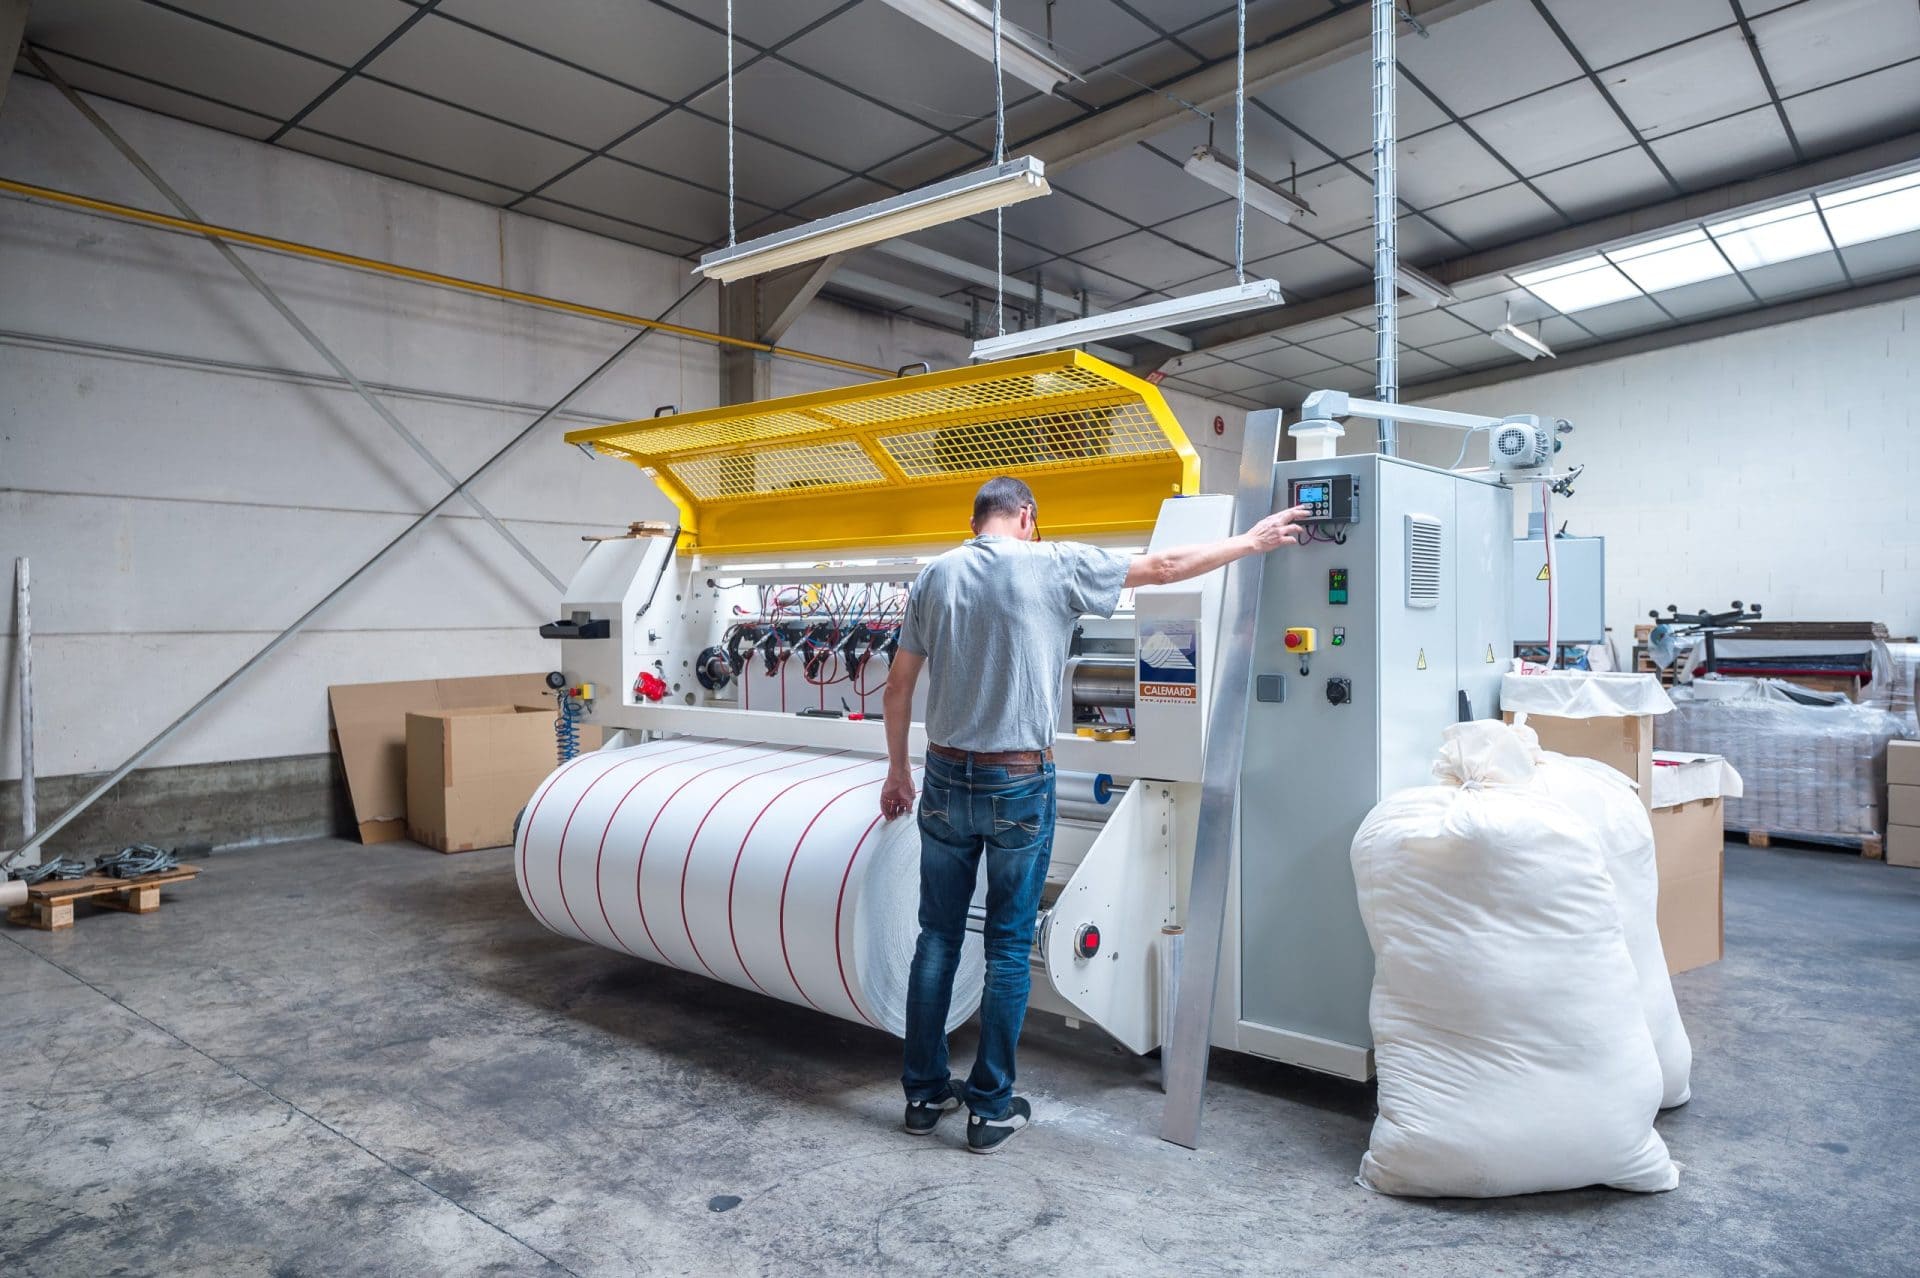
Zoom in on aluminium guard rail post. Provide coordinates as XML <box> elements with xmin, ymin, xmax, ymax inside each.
<box><xmin>1159</xmin><ymin>407</ymin><xmax>1282</xmax><ymax>1149</ymax></box>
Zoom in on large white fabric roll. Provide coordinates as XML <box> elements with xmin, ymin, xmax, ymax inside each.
<box><xmin>515</xmin><ymin>738</ymin><xmax>983</xmax><ymax>1036</ymax></box>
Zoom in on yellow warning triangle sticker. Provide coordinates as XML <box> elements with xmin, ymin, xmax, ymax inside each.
<box><xmin>1416</xmin><ymin>649</ymin><xmax>1428</xmax><ymax>671</ymax></box>
<box><xmin>1536</xmin><ymin>562</ymin><xmax>1551</xmax><ymax>581</ymax></box>
<box><xmin>1485</xmin><ymin>644</ymin><xmax>1496</xmax><ymax>664</ymax></box>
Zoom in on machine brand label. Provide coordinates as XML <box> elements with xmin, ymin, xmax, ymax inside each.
<box><xmin>1138</xmin><ymin>619</ymin><xmax>1199</xmax><ymax>704</ymax></box>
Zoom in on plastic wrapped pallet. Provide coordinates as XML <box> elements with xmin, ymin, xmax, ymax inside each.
<box><xmin>1658</xmin><ymin>681</ymin><xmax>1908</xmax><ymax>845</ymax></box>
<box><xmin>1351</xmin><ymin>720</ymin><xmax>1679</xmax><ymax>1198</ymax></box>
<box><xmin>1514</xmin><ymin>724</ymin><xmax>1692</xmax><ymax>1108</ymax></box>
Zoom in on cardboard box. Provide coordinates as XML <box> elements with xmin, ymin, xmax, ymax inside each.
<box><xmin>1890</xmin><ymin>740</ymin><xmax>1920</xmax><ymax>788</ymax></box>
<box><xmin>405</xmin><ymin>706</ymin><xmax>601</xmax><ymax>853</ymax></box>
<box><xmin>329</xmin><ymin>674</ymin><xmax>555</xmax><ymax>842</ymax></box>
<box><xmin>1506</xmin><ymin>710</ymin><xmax>1655</xmax><ymax>809</ymax></box>
<box><xmin>1890</xmin><ymin>784</ymin><xmax>1920</xmax><ymax>828</ymax></box>
<box><xmin>1887</xmin><ymin>824</ymin><xmax>1920</xmax><ymax>868</ymax></box>
<box><xmin>1651</xmin><ymin>796</ymin><xmax>1724</xmax><ymax>975</ymax></box>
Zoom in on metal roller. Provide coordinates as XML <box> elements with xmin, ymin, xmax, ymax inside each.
<box><xmin>1069</xmin><ymin>657</ymin><xmax>1136</xmax><ymax>709</ymax></box>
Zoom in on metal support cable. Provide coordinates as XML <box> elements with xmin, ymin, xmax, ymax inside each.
<box><xmin>726</xmin><ymin>0</ymin><xmax>736</xmax><ymax>247</ymax></box>
<box><xmin>1</xmin><ymin>289</ymin><xmax>699</xmax><ymax>871</ymax></box>
<box><xmin>28</xmin><ymin>48</ymin><xmax>566</xmax><ymax>593</ymax></box>
<box><xmin>1236</xmin><ymin>0</ymin><xmax>1247</xmax><ymax>284</ymax></box>
<box><xmin>993</xmin><ymin>0</ymin><xmax>1006</xmax><ymax>338</ymax></box>
<box><xmin>1372</xmin><ymin>0</ymin><xmax>1400</xmax><ymax>453</ymax></box>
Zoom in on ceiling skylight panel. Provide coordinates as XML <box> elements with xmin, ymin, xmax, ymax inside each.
<box><xmin>1607</xmin><ymin>229</ymin><xmax>1734</xmax><ymax>292</ymax></box>
<box><xmin>1817</xmin><ymin>171</ymin><xmax>1920</xmax><ymax>248</ymax></box>
<box><xmin>1513</xmin><ymin>255</ymin><xmax>1641</xmax><ymax>312</ymax></box>
<box><xmin>1706</xmin><ymin>201</ymin><xmax>1831</xmax><ymax>271</ymax></box>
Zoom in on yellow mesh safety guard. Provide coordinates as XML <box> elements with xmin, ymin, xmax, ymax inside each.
<box><xmin>565</xmin><ymin>351</ymin><xmax>1201</xmax><ymax>556</ymax></box>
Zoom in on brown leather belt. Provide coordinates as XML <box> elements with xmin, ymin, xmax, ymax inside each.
<box><xmin>928</xmin><ymin>743</ymin><xmax>1053</xmax><ymax>767</ymax></box>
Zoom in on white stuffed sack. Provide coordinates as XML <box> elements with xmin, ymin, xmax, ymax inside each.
<box><xmin>1351</xmin><ymin>719</ymin><xmax>1679</xmax><ymax>1198</ymax></box>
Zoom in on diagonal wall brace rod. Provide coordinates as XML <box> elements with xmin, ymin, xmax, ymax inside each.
<box><xmin>27</xmin><ymin>47</ymin><xmax>565</xmax><ymax>593</ymax></box>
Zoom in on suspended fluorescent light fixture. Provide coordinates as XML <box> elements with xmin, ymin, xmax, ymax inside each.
<box><xmin>1183</xmin><ymin>146</ymin><xmax>1313</xmax><ymax>225</ymax></box>
<box><xmin>696</xmin><ymin>157</ymin><xmax>1050</xmax><ymax>283</ymax></box>
<box><xmin>875</xmin><ymin>0</ymin><xmax>1079</xmax><ymax>92</ymax></box>
<box><xmin>1396</xmin><ymin>263</ymin><xmax>1456</xmax><ymax>305</ymax></box>
<box><xmin>1489</xmin><ymin>321</ymin><xmax>1554</xmax><ymax>361</ymax></box>
<box><xmin>971</xmin><ymin>279</ymin><xmax>1284</xmax><ymax>361</ymax></box>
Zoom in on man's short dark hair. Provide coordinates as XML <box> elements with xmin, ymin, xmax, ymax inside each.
<box><xmin>973</xmin><ymin>476</ymin><xmax>1036</xmax><ymax>525</ymax></box>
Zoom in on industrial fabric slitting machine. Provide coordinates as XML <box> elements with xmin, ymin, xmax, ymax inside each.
<box><xmin>517</xmin><ymin>352</ymin><xmax>1560</xmax><ymax>1142</ymax></box>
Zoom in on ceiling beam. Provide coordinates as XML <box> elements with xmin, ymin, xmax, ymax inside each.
<box><xmin>0</xmin><ymin>1</ymin><xmax>28</xmax><ymax>115</ymax></box>
<box><xmin>758</xmin><ymin>254</ymin><xmax>845</xmax><ymax>345</ymax></box>
<box><xmin>1392</xmin><ymin>267</ymin><xmax>1920</xmax><ymax>402</ymax></box>
<box><xmin>829</xmin><ymin>269</ymin><xmax>1135</xmax><ymax>365</ymax></box>
<box><xmin>759</xmin><ymin>1</ymin><xmax>1505</xmax><ymax>364</ymax></box>
<box><xmin>1177</xmin><ymin>128</ymin><xmax>1920</xmax><ymax>359</ymax></box>
<box><xmin>1022</xmin><ymin>0</ymin><xmax>1498</xmax><ymax>173</ymax></box>
<box><xmin>862</xmin><ymin>240</ymin><xmax>1193</xmax><ymax>350</ymax></box>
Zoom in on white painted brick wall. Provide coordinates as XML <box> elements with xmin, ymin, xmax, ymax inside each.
<box><xmin>1391</xmin><ymin>295</ymin><xmax>1920</xmax><ymax>653</ymax></box>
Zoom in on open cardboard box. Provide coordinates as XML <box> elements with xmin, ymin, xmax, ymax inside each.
<box><xmin>329</xmin><ymin>674</ymin><xmax>558</xmax><ymax>843</ymax></box>
<box><xmin>405</xmin><ymin>705</ymin><xmax>601</xmax><ymax>853</ymax></box>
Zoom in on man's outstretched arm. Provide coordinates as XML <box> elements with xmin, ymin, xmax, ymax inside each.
<box><xmin>1124</xmin><ymin>505</ymin><xmax>1313</xmax><ymax>589</ymax></box>
<box><xmin>880</xmin><ymin>649</ymin><xmax>926</xmax><ymax>821</ymax></box>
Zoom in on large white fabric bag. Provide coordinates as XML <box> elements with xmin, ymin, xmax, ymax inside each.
<box><xmin>1514</xmin><ymin>722</ymin><xmax>1693</xmax><ymax>1108</ymax></box>
<box><xmin>1351</xmin><ymin>720</ymin><xmax>1679</xmax><ymax>1198</ymax></box>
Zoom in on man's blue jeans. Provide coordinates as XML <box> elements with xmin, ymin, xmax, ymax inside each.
<box><xmin>900</xmin><ymin>751</ymin><xmax>1055</xmax><ymax>1120</ymax></box>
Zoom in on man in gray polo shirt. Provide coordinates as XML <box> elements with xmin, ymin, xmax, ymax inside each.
<box><xmin>881</xmin><ymin>475</ymin><xmax>1309</xmax><ymax>1152</ymax></box>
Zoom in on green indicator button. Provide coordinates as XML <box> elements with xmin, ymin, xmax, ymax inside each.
<box><xmin>1332</xmin><ymin>626</ymin><xmax>1346</xmax><ymax>646</ymax></box>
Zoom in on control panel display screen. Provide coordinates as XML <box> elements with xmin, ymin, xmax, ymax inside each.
<box><xmin>1289</xmin><ymin>474</ymin><xmax>1358</xmax><ymax>525</ymax></box>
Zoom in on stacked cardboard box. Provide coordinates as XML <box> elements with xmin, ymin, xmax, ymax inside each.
<box><xmin>1888</xmin><ymin>741</ymin><xmax>1920</xmax><ymax>868</ymax></box>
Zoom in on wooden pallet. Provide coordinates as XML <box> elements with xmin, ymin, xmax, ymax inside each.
<box><xmin>7</xmin><ymin>865</ymin><xmax>201</xmax><ymax>931</ymax></box>
<box><xmin>1734</xmin><ymin>830</ymin><xmax>1883</xmax><ymax>861</ymax></box>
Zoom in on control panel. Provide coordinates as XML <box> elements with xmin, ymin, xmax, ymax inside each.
<box><xmin>1289</xmin><ymin>474</ymin><xmax>1360</xmax><ymax>525</ymax></box>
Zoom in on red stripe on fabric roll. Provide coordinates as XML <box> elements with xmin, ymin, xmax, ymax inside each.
<box><xmin>551</xmin><ymin>738</ymin><xmax>709</xmax><ymax>941</ymax></box>
<box><xmin>777</xmin><ymin>776</ymin><xmax>885</xmax><ymax>1013</ymax></box>
<box><xmin>634</xmin><ymin>745</ymin><xmax>803</xmax><ymax>968</ymax></box>
<box><xmin>670</xmin><ymin>745</ymin><xmax>825</xmax><ymax>978</ymax></box>
<box><xmin>584</xmin><ymin>740</ymin><xmax>745</xmax><ymax>958</ymax></box>
<box><xmin>831</xmin><ymin>811</ymin><xmax>890</xmax><ymax>1030</ymax></box>
<box><xmin>724</xmin><ymin>757</ymin><xmax>879</xmax><ymax>995</ymax></box>
<box><xmin>517</xmin><ymin>748</ymin><xmax>630</xmax><ymax>934</ymax></box>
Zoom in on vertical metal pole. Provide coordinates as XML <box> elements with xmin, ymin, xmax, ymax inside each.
<box><xmin>1372</xmin><ymin>0</ymin><xmax>1400</xmax><ymax>453</ymax></box>
<box><xmin>26</xmin><ymin>47</ymin><xmax>565</xmax><ymax>593</ymax></box>
<box><xmin>14</xmin><ymin>557</ymin><xmax>34</xmax><ymax>855</ymax></box>
<box><xmin>1160</xmin><ymin>407</ymin><xmax>1281</xmax><ymax>1149</ymax></box>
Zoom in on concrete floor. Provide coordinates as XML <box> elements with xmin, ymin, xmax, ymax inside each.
<box><xmin>3</xmin><ymin>838</ymin><xmax>1916</xmax><ymax>1277</ymax></box>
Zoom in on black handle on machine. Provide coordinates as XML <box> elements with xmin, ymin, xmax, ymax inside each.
<box><xmin>539</xmin><ymin>614</ymin><xmax>610</xmax><ymax>640</ymax></box>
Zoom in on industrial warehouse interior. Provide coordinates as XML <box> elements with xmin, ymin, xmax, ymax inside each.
<box><xmin>4</xmin><ymin>0</ymin><xmax>1920</xmax><ymax>1273</ymax></box>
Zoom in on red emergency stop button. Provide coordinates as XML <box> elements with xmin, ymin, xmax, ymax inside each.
<box><xmin>1074</xmin><ymin>923</ymin><xmax>1101</xmax><ymax>960</ymax></box>
<box><xmin>1284</xmin><ymin>632</ymin><xmax>1302</xmax><ymax>649</ymax></box>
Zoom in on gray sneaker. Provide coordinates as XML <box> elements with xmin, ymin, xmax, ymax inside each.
<box><xmin>902</xmin><ymin>1079</ymin><xmax>962</xmax><ymax>1135</ymax></box>
<box><xmin>966</xmin><ymin>1097</ymin><xmax>1032</xmax><ymax>1154</ymax></box>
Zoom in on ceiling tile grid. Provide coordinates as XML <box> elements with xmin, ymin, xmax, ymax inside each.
<box><xmin>15</xmin><ymin>0</ymin><xmax>1920</xmax><ymax>395</ymax></box>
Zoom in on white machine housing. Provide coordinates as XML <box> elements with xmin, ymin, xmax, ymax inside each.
<box><xmin>543</xmin><ymin>440</ymin><xmax>1518</xmax><ymax>1077</ymax></box>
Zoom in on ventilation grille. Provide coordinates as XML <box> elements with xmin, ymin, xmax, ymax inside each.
<box><xmin>1405</xmin><ymin>514</ymin><xmax>1442</xmax><ymax>608</ymax></box>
